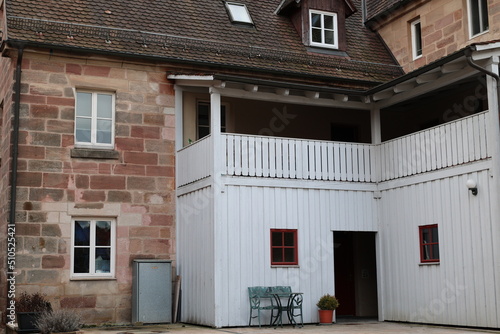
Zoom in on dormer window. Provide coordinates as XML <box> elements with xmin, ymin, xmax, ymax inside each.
<box><xmin>225</xmin><ymin>2</ymin><xmax>254</xmax><ymax>25</ymax></box>
<box><xmin>310</xmin><ymin>10</ymin><xmax>338</xmax><ymax>49</ymax></box>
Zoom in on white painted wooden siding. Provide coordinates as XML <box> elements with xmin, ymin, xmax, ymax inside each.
<box><xmin>177</xmin><ymin>186</ymin><xmax>216</xmax><ymax>326</ymax></box>
<box><xmin>379</xmin><ymin>169</ymin><xmax>499</xmax><ymax>328</ymax></box>
<box><xmin>222</xmin><ymin>134</ymin><xmax>375</xmax><ymax>182</ymax></box>
<box><xmin>214</xmin><ymin>185</ymin><xmax>377</xmax><ymax>327</ymax></box>
<box><xmin>379</xmin><ymin>112</ymin><xmax>489</xmax><ymax>181</ymax></box>
<box><xmin>177</xmin><ymin>135</ymin><xmax>213</xmax><ymax>187</ymax></box>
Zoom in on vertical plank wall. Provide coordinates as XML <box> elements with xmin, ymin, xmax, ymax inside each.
<box><xmin>177</xmin><ymin>187</ymin><xmax>216</xmax><ymax>326</ymax></box>
<box><xmin>379</xmin><ymin>169</ymin><xmax>499</xmax><ymax>328</ymax></box>
<box><xmin>213</xmin><ymin>185</ymin><xmax>377</xmax><ymax>327</ymax></box>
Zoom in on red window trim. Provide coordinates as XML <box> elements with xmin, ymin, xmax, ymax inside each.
<box><xmin>419</xmin><ymin>224</ymin><xmax>439</xmax><ymax>263</ymax></box>
<box><xmin>270</xmin><ymin>229</ymin><xmax>298</xmax><ymax>266</ymax></box>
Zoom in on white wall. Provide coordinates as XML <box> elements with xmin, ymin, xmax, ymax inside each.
<box><xmin>378</xmin><ymin>169</ymin><xmax>499</xmax><ymax>328</ymax></box>
<box><xmin>177</xmin><ymin>186</ymin><xmax>216</xmax><ymax>326</ymax></box>
<box><xmin>213</xmin><ymin>183</ymin><xmax>378</xmax><ymax>327</ymax></box>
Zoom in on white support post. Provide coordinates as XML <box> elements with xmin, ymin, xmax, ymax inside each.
<box><xmin>174</xmin><ymin>85</ymin><xmax>184</xmax><ymax>151</ymax></box>
<box><xmin>371</xmin><ymin>107</ymin><xmax>382</xmax><ymax>184</ymax></box>
<box><xmin>209</xmin><ymin>87</ymin><xmax>223</xmax><ymax>327</ymax></box>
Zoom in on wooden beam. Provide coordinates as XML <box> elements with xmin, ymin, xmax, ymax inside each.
<box><xmin>416</xmin><ymin>72</ymin><xmax>440</xmax><ymax>84</ymax></box>
<box><xmin>306</xmin><ymin>91</ymin><xmax>320</xmax><ymax>99</ymax></box>
<box><xmin>245</xmin><ymin>84</ymin><xmax>258</xmax><ymax>93</ymax></box>
<box><xmin>441</xmin><ymin>62</ymin><xmax>465</xmax><ymax>74</ymax></box>
<box><xmin>276</xmin><ymin>88</ymin><xmax>290</xmax><ymax>96</ymax></box>
<box><xmin>393</xmin><ymin>81</ymin><xmax>416</xmax><ymax>93</ymax></box>
<box><xmin>334</xmin><ymin>94</ymin><xmax>348</xmax><ymax>102</ymax></box>
<box><xmin>372</xmin><ymin>89</ymin><xmax>394</xmax><ymax>101</ymax></box>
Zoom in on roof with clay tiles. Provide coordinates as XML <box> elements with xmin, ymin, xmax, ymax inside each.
<box><xmin>4</xmin><ymin>0</ymin><xmax>403</xmax><ymax>88</ymax></box>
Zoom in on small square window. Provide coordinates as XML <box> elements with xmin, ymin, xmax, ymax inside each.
<box><xmin>419</xmin><ymin>224</ymin><xmax>439</xmax><ymax>263</ymax></box>
<box><xmin>411</xmin><ymin>19</ymin><xmax>422</xmax><ymax>60</ymax></box>
<box><xmin>72</xmin><ymin>218</ymin><xmax>116</xmax><ymax>278</ymax></box>
<box><xmin>225</xmin><ymin>2</ymin><xmax>253</xmax><ymax>25</ymax></box>
<box><xmin>75</xmin><ymin>91</ymin><xmax>115</xmax><ymax>149</ymax></box>
<box><xmin>271</xmin><ymin>229</ymin><xmax>298</xmax><ymax>265</ymax></box>
<box><xmin>469</xmin><ymin>0</ymin><xmax>489</xmax><ymax>37</ymax></box>
<box><xmin>309</xmin><ymin>10</ymin><xmax>338</xmax><ymax>49</ymax></box>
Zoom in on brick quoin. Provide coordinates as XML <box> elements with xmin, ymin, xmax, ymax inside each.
<box><xmin>123</xmin><ymin>152</ymin><xmax>158</xmax><ymax>165</ymax></box>
<box><xmin>47</xmin><ymin>97</ymin><xmax>75</xmax><ymax>106</ymax></box>
<box><xmin>83</xmin><ymin>65</ymin><xmax>112</xmax><ymax>77</ymax></box>
<box><xmin>60</xmin><ymin>296</ymin><xmax>97</xmax><ymax>308</ymax></box>
<box><xmin>115</xmin><ymin>137</ymin><xmax>145</xmax><ymax>151</ymax></box>
<box><xmin>131</xmin><ymin>125</ymin><xmax>161</xmax><ymax>139</ymax></box>
<box><xmin>18</xmin><ymin>146</ymin><xmax>45</xmax><ymax>159</ymax></box>
<box><xmin>90</xmin><ymin>175</ymin><xmax>126</xmax><ymax>190</ymax></box>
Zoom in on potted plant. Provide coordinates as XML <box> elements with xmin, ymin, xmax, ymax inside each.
<box><xmin>316</xmin><ymin>294</ymin><xmax>339</xmax><ymax>324</ymax></box>
<box><xmin>16</xmin><ymin>292</ymin><xmax>52</xmax><ymax>333</ymax></box>
<box><xmin>35</xmin><ymin>309</ymin><xmax>82</xmax><ymax>334</ymax></box>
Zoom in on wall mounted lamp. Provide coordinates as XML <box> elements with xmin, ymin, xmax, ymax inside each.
<box><xmin>466</xmin><ymin>179</ymin><xmax>478</xmax><ymax>196</ymax></box>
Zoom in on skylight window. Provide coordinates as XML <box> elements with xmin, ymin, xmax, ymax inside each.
<box><xmin>225</xmin><ymin>2</ymin><xmax>253</xmax><ymax>25</ymax></box>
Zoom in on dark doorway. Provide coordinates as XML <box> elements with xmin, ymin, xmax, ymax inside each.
<box><xmin>334</xmin><ymin>231</ymin><xmax>378</xmax><ymax>318</ymax></box>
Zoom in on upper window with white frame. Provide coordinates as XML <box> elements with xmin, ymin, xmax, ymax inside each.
<box><xmin>75</xmin><ymin>91</ymin><xmax>115</xmax><ymax>149</ymax></box>
<box><xmin>310</xmin><ymin>10</ymin><xmax>338</xmax><ymax>49</ymax></box>
<box><xmin>468</xmin><ymin>0</ymin><xmax>489</xmax><ymax>37</ymax></box>
<box><xmin>71</xmin><ymin>218</ymin><xmax>115</xmax><ymax>278</ymax></box>
<box><xmin>411</xmin><ymin>19</ymin><xmax>422</xmax><ymax>60</ymax></box>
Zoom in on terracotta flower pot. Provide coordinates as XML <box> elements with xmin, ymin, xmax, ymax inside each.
<box><xmin>318</xmin><ymin>309</ymin><xmax>334</xmax><ymax>324</ymax></box>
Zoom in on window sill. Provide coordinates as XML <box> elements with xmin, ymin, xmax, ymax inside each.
<box><xmin>71</xmin><ymin>148</ymin><xmax>119</xmax><ymax>159</ymax></box>
<box><xmin>470</xmin><ymin>29</ymin><xmax>489</xmax><ymax>40</ymax></box>
<box><xmin>419</xmin><ymin>262</ymin><xmax>440</xmax><ymax>266</ymax></box>
<box><xmin>70</xmin><ymin>276</ymin><xmax>116</xmax><ymax>281</ymax></box>
<box><xmin>271</xmin><ymin>265</ymin><xmax>300</xmax><ymax>268</ymax></box>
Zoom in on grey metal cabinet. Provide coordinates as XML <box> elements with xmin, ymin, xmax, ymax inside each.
<box><xmin>132</xmin><ymin>259</ymin><xmax>172</xmax><ymax>323</ymax></box>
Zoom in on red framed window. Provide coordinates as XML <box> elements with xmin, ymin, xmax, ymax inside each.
<box><xmin>271</xmin><ymin>229</ymin><xmax>298</xmax><ymax>265</ymax></box>
<box><xmin>419</xmin><ymin>224</ymin><xmax>439</xmax><ymax>263</ymax></box>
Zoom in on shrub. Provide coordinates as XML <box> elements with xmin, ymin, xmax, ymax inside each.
<box><xmin>16</xmin><ymin>292</ymin><xmax>52</xmax><ymax>313</ymax></box>
<box><xmin>35</xmin><ymin>309</ymin><xmax>82</xmax><ymax>334</ymax></box>
<box><xmin>316</xmin><ymin>294</ymin><xmax>339</xmax><ymax>310</ymax></box>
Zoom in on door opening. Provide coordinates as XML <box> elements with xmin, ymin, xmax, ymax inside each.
<box><xmin>334</xmin><ymin>231</ymin><xmax>378</xmax><ymax>320</ymax></box>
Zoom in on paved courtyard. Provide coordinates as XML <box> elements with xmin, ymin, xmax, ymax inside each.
<box><xmin>84</xmin><ymin>322</ymin><xmax>500</xmax><ymax>334</ymax></box>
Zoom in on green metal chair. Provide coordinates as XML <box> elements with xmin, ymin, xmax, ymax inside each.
<box><xmin>248</xmin><ymin>286</ymin><xmax>277</xmax><ymax>327</ymax></box>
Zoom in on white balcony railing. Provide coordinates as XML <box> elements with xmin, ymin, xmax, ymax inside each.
<box><xmin>379</xmin><ymin>111</ymin><xmax>489</xmax><ymax>181</ymax></box>
<box><xmin>222</xmin><ymin>134</ymin><xmax>375</xmax><ymax>182</ymax></box>
<box><xmin>177</xmin><ymin>112</ymin><xmax>490</xmax><ymax>187</ymax></box>
<box><xmin>177</xmin><ymin>135</ymin><xmax>213</xmax><ymax>187</ymax></box>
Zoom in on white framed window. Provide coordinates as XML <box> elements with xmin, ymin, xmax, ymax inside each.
<box><xmin>468</xmin><ymin>0</ymin><xmax>489</xmax><ymax>37</ymax></box>
<box><xmin>75</xmin><ymin>91</ymin><xmax>115</xmax><ymax>149</ymax></box>
<box><xmin>310</xmin><ymin>10</ymin><xmax>338</xmax><ymax>49</ymax></box>
<box><xmin>225</xmin><ymin>2</ymin><xmax>253</xmax><ymax>25</ymax></box>
<box><xmin>71</xmin><ymin>218</ymin><xmax>116</xmax><ymax>278</ymax></box>
<box><xmin>411</xmin><ymin>19</ymin><xmax>422</xmax><ymax>60</ymax></box>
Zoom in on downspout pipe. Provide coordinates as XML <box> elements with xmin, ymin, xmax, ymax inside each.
<box><xmin>7</xmin><ymin>46</ymin><xmax>23</xmax><ymax>315</ymax></box>
<box><xmin>9</xmin><ymin>46</ymin><xmax>23</xmax><ymax>229</ymax></box>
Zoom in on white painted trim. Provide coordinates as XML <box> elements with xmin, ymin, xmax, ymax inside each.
<box><xmin>177</xmin><ymin>177</ymin><xmax>213</xmax><ymax>196</ymax></box>
<box><xmin>221</xmin><ymin>175</ymin><xmax>377</xmax><ymax>191</ymax></box>
<box><xmin>467</xmin><ymin>0</ymin><xmax>489</xmax><ymax>39</ymax></box>
<box><xmin>70</xmin><ymin>218</ymin><xmax>116</xmax><ymax>279</ymax></box>
<box><xmin>174</xmin><ymin>85</ymin><xmax>184</xmax><ymax>151</ymax></box>
<box><xmin>210</xmin><ymin>87</ymin><xmax>370</xmax><ymax>110</ymax></box>
<box><xmin>168</xmin><ymin>75</ymin><xmax>215</xmax><ymax>81</ymax></box>
<box><xmin>411</xmin><ymin>19</ymin><xmax>422</xmax><ymax>60</ymax></box>
<box><xmin>378</xmin><ymin>159</ymin><xmax>491</xmax><ymax>191</ymax></box>
<box><xmin>309</xmin><ymin>9</ymin><xmax>339</xmax><ymax>49</ymax></box>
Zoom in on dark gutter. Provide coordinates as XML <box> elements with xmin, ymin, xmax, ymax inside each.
<box><xmin>366</xmin><ymin>47</ymin><xmax>471</xmax><ymax>95</ymax></box>
<box><xmin>7</xmin><ymin>45</ymin><xmax>23</xmax><ymax>320</ymax></box>
<box><xmin>5</xmin><ymin>39</ymin><xmax>389</xmax><ymax>90</ymax></box>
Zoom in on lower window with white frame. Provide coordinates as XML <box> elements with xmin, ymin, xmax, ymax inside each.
<box><xmin>71</xmin><ymin>218</ymin><xmax>116</xmax><ymax>278</ymax></box>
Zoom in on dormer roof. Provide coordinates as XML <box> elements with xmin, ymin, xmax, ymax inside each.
<box><xmin>276</xmin><ymin>0</ymin><xmax>357</xmax><ymax>17</ymax></box>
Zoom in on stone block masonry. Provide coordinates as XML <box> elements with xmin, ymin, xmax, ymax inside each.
<box><xmin>375</xmin><ymin>0</ymin><xmax>500</xmax><ymax>72</ymax></box>
<box><xmin>6</xmin><ymin>49</ymin><xmax>176</xmax><ymax>325</ymax></box>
